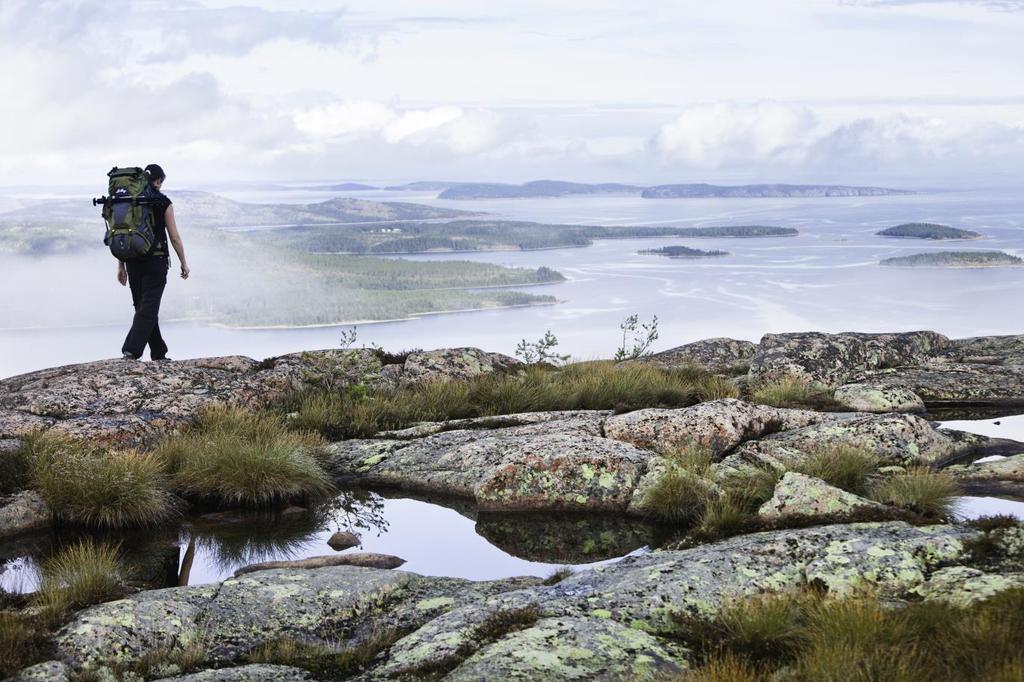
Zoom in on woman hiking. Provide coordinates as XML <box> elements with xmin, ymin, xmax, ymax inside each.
<box><xmin>118</xmin><ymin>164</ymin><xmax>190</xmax><ymax>361</ymax></box>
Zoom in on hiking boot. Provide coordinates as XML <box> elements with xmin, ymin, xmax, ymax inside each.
<box><xmin>153</xmin><ymin>357</ymin><xmax>173</xmax><ymax>362</ymax></box>
<box><xmin>122</xmin><ymin>352</ymin><xmax>139</xmax><ymax>360</ymax></box>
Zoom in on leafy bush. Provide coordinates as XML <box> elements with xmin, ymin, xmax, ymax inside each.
<box><xmin>30</xmin><ymin>434</ymin><xmax>179</xmax><ymax>528</ymax></box>
<box><xmin>156</xmin><ymin>407</ymin><xmax>333</xmax><ymax>506</ymax></box>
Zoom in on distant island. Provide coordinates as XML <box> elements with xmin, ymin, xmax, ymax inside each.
<box><xmin>438</xmin><ymin>180</ymin><xmax>642</xmax><ymax>200</ymax></box>
<box><xmin>305</xmin><ymin>182</ymin><xmax>379</xmax><ymax>191</ymax></box>
<box><xmin>876</xmin><ymin>223</ymin><xmax>981</xmax><ymax>240</ymax></box>
<box><xmin>373</xmin><ymin>180</ymin><xmax>916</xmax><ymax>200</ymax></box>
<box><xmin>259</xmin><ymin>222</ymin><xmax>798</xmax><ymax>254</ymax></box>
<box><xmin>639</xmin><ymin>246</ymin><xmax>729</xmax><ymax>258</ymax></box>
<box><xmin>642</xmin><ymin>184</ymin><xmax>914</xmax><ymax>199</ymax></box>
<box><xmin>880</xmin><ymin>251</ymin><xmax>1022</xmax><ymax>268</ymax></box>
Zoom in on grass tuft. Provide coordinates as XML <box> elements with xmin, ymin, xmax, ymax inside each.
<box><xmin>749</xmin><ymin>374</ymin><xmax>834</xmax><ymax>409</ymax></box>
<box><xmin>156</xmin><ymin>407</ymin><xmax>334</xmax><ymax>507</ymax></box>
<box><xmin>281</xmin><ymin>361</ymin><xmax>706</xmax><ymax>438</ymax></box>
<box><xmin>869</xmin><ymin>467</ymin><xmax>959</xmax><ymax>519</ymax></box>
<box><xmin>542</xmin><ymin>567</ymin><xmax>573</xmax><ymax>586</ymax></box>
<box><xmin>248</xmin><ymin>628</ymin><xmax>406</xmax><ymax>679</ymax></box>
<box><xmin>36</xmin><ymin>539</ymin><xmax>127</xmax><ymax>612</ymax></box>
<box><xmin>665</xmin><ymin>588</ymin><xmax>1024</xmax><ymax>682</ymax></box>
<box><xmin>696</xmin><ymin>496</ymin><xmax>754</xmax><ymax>538</ymax></box>
<box><xmin>694</xmin><ymin>375</ymin><xmax>741</xmax><ymax>401</ymax></box>
<box><xmin>790</xmin><ymin>444</ymin><xmax>880</xmax><ymax>496</ymax></box>
<box><xmin>29</xmin><ymin>433</ymin><xmax>179</xmax><ymax>528</ymax></box>
<box><xmin>642</xmin><ymin>464</ymin><xmax>715</xmax><ymax>524</ymax></box>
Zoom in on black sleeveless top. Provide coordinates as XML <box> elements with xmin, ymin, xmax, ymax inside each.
<box><xmin>150</xmin><ymin>190</ymin><xmax>172</xmax><ymax>258</ymax></box>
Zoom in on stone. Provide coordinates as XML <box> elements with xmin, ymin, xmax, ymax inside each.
<box><xmin>833</xmin><ymin>383</ymin><xmax>925</xmax><ymax>413</ymax></box>
<box><xmin>8</xmin><ymin>661</ymin><xmax>71</xmax><ymax>681</ymax></box>
<box><xmin>233</xmin><ymin>552</ymin><xmax>405</xmax><ymax>576</ymax></box>
<box><xmin>0</xmin><ymin>490</ymin><xmax>50</xmax><ymax>539</ymax></box>
<box><xmin>444</xmin><ymin>616</ymin><xmax>687</xmax><ymax>681</ymax></box>
<box><xmin>397</xmin><ymin>347</ymin><xmax>522</xmax><ymax>385</ymax></box>
<box><xmin>603</xmin><ymin>398</ymin><xmax>835</xmax><ymax>456</ymax></box>
<box><xmin>327</xmin><ymin>530</ymin><xmax>361</xmax><ymax>550</ymax></box>
<box><xmin>758</xmin><ymin>472</ymin><xmax>886</xmax><ymax>520</ymax></box>
<box><xmin>327</xmin><ymin>413</ymin><xmax>655</xmax><ymax>513</ymax></box>
<box><xmin>736</xmin><ymin>413</ymin><xmax>957</xmax><ymax>466</ymax></box>
<box><xmin>639</xmin><ymin>337</ymin><xmax>757</xmax><ymax>373</ymax></box>
<box><xmin>914</xmin><ymin>566</ymin><xmax>1024</xmax><ymax>606</ymax></box>
<box><xmin>748</xmin><ymin>331</ymin><xmax>949</xmax><ymax>386</ymax></box>
<box><xmin>152</xmin><ymin>664</ymin><xmax>314</xmax><ymax>681</ymax></box>
<box><xmin>945</xmin><ymin>454</ymin><xmax>1024</xmax><ymax>482</ymax></box>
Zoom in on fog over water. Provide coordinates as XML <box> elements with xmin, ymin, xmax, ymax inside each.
<box><xmin>1</xmin><ymin>188</ymin><xmax>1022</xmax><ymax>378</ymax></box>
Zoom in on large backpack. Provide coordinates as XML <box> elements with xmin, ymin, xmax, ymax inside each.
<box><xmin>96</xmin><ymin>166</ymin><xmax>162</xmax><ymax>260</ymax></box>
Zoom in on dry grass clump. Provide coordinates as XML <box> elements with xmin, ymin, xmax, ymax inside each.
<box><xmin>28</xmin><ymin>433</ymin><xmax>179</xmax><ymax>528</ymax></box>
<box><xmin>642</xmin><ymin>445</ymin><xmax>717</xmax><ymax>524</ymax></box>
<box><xmin>665</xmin><ymin>588</ymin><xmax>1024</xmax><ymax>682</ymax></box>
<box><xmin>790</xmin><ymin>444</ymin><xmax>880</xmax><ymax>496</ymax></box>
<box><xmin>749</xmin><ymin>374</ymin><xmax>833</xmax><ymax>409</ymax></box>
<box><xmin>248</xmin><ymin>628</ymin><xmax>406</xmax><ymax>679</ymax></box>
<box><xmin>694</xmin><ymin>374</ymin><xmax>742</xmax><ymax>401</ymax></box>
<box><xmin>0</xmin><ymin>539</ymin><xmax>132</xmax><ymax>677</ymax></box>
<box><xmin>868</xmin><ymin>467</ymin><xmax>960</xmax><ymax>519</ymax></box>
<box><xmin>156</xmin><ymin>406</ymin><xmax>334</xmax><ymax>507</ymax></box>
<box><xmin>36</xmin><ymin>539</ymin><xmax>128</xmax><ymax>612</ymax></box>
<box><xmin>282</xmin><ymin>361</ymin><xmax>708</xmax><ymax>439</ymax></box>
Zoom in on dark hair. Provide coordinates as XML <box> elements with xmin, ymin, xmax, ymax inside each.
<box><xmin>144</xmin><ymin>164</ymin><xmax>166</xmax><ymax>183</ymax></box>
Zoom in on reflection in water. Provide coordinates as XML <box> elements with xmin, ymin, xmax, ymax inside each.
<box><xmin>1</xmin><ymin>490</ymin><xmax>654</xmax><ymax>594</ymax></box>
<box><xmin>475</xmin><ymin>512</ymin><xmax>662</xmax><ymax>564</ymax></box>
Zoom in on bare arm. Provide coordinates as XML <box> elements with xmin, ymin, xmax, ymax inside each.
<box><xmin>165</xmin><ymin>204</ymin><xmax>190</xmax><ymax>279</ymax></box>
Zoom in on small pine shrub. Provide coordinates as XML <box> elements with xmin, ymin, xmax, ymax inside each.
<box><xmin>156</xmin><ymin>407</ymin><xmax>334</xmax><ymax>507</ymax></box>
<box><xmin>869</xmin><ymin>467</ymin><xmax>959</xmax><ymax>519</ymax></box>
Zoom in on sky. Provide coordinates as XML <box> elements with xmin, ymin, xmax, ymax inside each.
<box><xmin>0</xmin><ymin>0</ymin><xmax>1022</xmax><ymax>188</ymax></box>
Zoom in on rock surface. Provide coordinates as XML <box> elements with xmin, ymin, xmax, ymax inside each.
<box><xmin>153</xmin><ymin>665</ymin><xmax>314</xmax><ymax>681</ymax></box>
<box><xmin>749</xmin><ymin>331</ymin><xmax>949</xmax><ymax>386</ymax></box>
<box><xmin>758</xmin><ymin>472</ymin><xmax>885</xmax><ymax>519</ymax></box>
<box><xmin>0</xmin><ymin>347</ymin><xmax>518</xmax><ymax>445</ymax></box>
<box><xmin>51</xmin><ymin>521</ymin><xmax>984</xmax><ymax>679</ymax></box>
<box><xmin>0</xmin><ymin>490</ymin><xmax>51</xmax><ymax>539</ymax></box>
<box><xmin>395</xmin><ymin>347</ymin><xmax>522</xmax><ymax>385</ymax></box>
<box><xmin>603</xmin><ymin>398</ymin><xmax>835</xmax><ymax>455</ymax></box>
<box><xmin>833</xmin><ymin>382</ymin><xmax>925</xmax><ymax>413</ymax></box>
<box><xmin>914</xmin><ymin>566</ymin><xmax>1024</xmax><ymax>606</ymax></box>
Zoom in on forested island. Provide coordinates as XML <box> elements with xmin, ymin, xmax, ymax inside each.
<box><xmin>642</xmin><ymin>183</ymin><xmax>914</xmax><ymax>198</ymax></box>
<box><xmin>437</xmin><ymin>180</ymin><xmax>642</xmax><ymax>199</ymax></box>
<box><xmin>258</xmin><ymin>221</ymin><xmax>797</xmax><ymax>254</ymax></box>
<box><xmin>368</xmin><ymin>180</ymin><xmax>915</xmax><ymax>199</ymax></box>
<box><xmin>880</xmin><ymin>251</ymin><xmax>1022</xmax><ymax>268</ymax></box>
<box><xmin>638</xmin><ymin>246</ymin><xmax>730</xmax><ymax>258</ymax></box>
<box><xmin>877</xmin><ymin>223</ymin><xmax>982</xmax><ymax>240</ymax></box>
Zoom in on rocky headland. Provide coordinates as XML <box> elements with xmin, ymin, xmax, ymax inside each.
<box><xmin>1</xmin><ymin>332</ymin><xmax>1023</xmax><ymax>680</ymax></box>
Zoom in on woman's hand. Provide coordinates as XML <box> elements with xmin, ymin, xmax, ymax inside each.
<box><xmin>117</xmin><ymin>263</ymin><xmax>127</xmax><ymax>286</ymax></box>
<box><xmin>180</xmin><ymin>263</ymin><xmax>190</xmax><ymax>280</ymax></box>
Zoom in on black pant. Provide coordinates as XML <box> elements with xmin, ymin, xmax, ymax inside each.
<box><xmin>122</xmin><ymin>257</ymin><xmax>169</xmax><ymax>360</ymax></box>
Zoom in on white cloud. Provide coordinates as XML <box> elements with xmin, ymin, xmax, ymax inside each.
<box><xmin>653</xmin><ymin>102</ymin><xmax>819</xmax><ymax>167</ymax></box>
<box><xmin>293</xmin><ymin>102</ymin><xmax>512</xmax><ymax>155</ymax></box>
